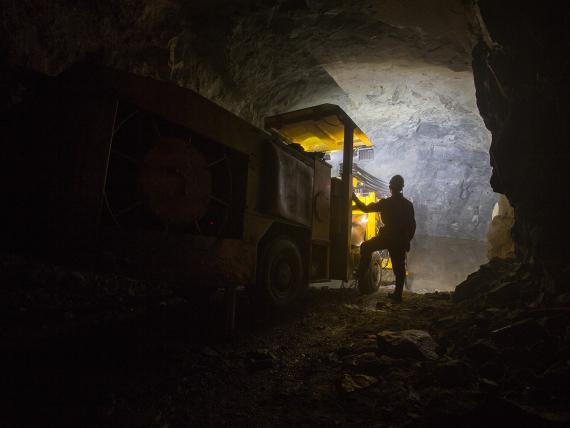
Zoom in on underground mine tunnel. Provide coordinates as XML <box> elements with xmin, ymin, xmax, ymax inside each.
<box><xmin>1</xmin><ymin>1</ymin><xmax>568</xmax><ymax>427</ymax></box>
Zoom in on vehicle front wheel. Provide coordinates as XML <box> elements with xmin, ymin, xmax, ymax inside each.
<box><xmin>253</xmin><ymin>236</ymin><xmax>305</xmax><ymax>309</ymax></box>
<box><xmin>357</xmin><ymin>251</ymin><xmax>382</xmax><ymax>294</ymax></box>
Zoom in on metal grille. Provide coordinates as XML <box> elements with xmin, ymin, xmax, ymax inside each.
<box><xmin>358</xmin><ymin>148</ymin><xmax>374</xmax><ymax>161</ymax></box>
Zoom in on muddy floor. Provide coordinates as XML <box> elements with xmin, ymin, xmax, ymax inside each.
<box><xmin>2</xmin><ymin>253</ymin><xmax>569</xmax><ymax>428</ymax></box>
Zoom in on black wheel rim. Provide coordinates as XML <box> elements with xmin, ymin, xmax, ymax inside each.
<box><xmin>269</xmin><ymin>254</ymin><xmax>298</xmax><ymax>300</ymax></box>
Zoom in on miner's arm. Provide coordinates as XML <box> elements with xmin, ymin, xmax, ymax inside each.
<box><xmin>352</xmin><ymin>193</ymin><xmax>381</xmax><ymax>213</ymax></box>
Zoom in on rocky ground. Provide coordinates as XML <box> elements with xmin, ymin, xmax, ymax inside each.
<box><xmin>2</xmin><ymin>253</ymin><xmax>569</xmax><ymax>428</ymax></box>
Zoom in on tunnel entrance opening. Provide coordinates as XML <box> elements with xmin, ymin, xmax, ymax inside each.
<box><xmin>298</xmin><ymin>62</ymin><xmax>497</xmax><ymax>293</ymax></box>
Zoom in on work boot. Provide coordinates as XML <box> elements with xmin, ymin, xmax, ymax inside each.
<box><xmin>392</xmin><ymin>279</ymin><xmax>405</xmax><ymax>303</ymax></box>
<box><xmin>388</xmin><ymin>293</ymin><xmax>402</xmax><ymax>303</ymax></box>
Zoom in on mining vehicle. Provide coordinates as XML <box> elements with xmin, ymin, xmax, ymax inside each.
<box><xmin>5</xmin><ymin>64</ymin><xmax>379</xmax><ymax>312</ymax></box>
<box><xmin>265</xmin><ymin>120</ymin><xmax>395</xmax><ymax>294</ymax></box>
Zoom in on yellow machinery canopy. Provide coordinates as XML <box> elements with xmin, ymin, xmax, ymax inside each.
<box><xmin>264</xmin><ymin>104</ymin><xmax>373</xmax><ymax>153</ymax></box>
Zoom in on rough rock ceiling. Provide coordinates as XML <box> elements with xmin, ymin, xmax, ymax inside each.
<box><xmin>210</xmin><ymin>0</ymin><xmax>494</xmax><ymax>240</ymax></box>
<box><xmin>216</xmin><ymin>0</ymin><xmax>478</xmax><ymax>122</ymax></box>
<box><xmin>1</xmin><ymin>0</ymin><xmax>476</xmax><ymax>121</ymax></box>
<box><xmin>1</xmin><ymin>0</ymin><xmax>495</xmax><ymax>240</ymax></box>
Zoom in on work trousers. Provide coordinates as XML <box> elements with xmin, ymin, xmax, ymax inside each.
<box><xmin>358</xmin><ymin>235</ymin><xmax>406</xmax><ymax>298</ymax></box>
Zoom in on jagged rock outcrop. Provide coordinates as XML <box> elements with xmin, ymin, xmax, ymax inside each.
<box><xmin>486</xmin><ymin>195</ymin><xmax>515</xmax><ymax>259</ymax></box>
<box><xmin>471</xmin><ymin>1</ymin><xmax>570</xmax><ymax>299</ymax></box>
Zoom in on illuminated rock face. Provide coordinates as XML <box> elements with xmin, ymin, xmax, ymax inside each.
<box><xmin>26</xmin><ymin>1</ymin><xmax>570</xmax><ymax>250</ymax></box>
<box><xmin>309</xmin><ymin>62</ymin><xmax>495</xmax><ymax>241</ymax></box>
<box><xmin>2</xmin><ymin>0</ymin><xmax>496</xmax><ymax>241</ymax></box>
<box><xmin>486</xmin><ymin>195</ymin><xmax>515</xmax><ymax>260</ymax></box>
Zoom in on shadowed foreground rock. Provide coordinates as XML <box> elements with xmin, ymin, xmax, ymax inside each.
<box><xmin>377</xmin><ymin>330</ymin><xmax>439</xmax><ymax>360</ymax></box>
<box><xmin>2</xmin><ymin>253</ymin><xmax>569</xmax><ymax>427</ymax></box>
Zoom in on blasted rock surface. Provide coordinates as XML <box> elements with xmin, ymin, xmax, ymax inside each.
<box><xmin>1</xmin><ymin>0</ymin><xmax>496</xmax><ymax>241</ymax></box>
<box><xmin>472</xmin><ymin>1</ymin><xmax>569</xmax><ymax>298</ymax></box>
<box><xmin>486</xmin><ymin>195</ymin><xmax>515</xmax><ymax>259</ymax></box>
<box><xmin>320</xmin><ymin>62</ymin><xmax>494</xmax><ymax>240</ymax></box>
<box><xmin>377</xmin><ymin>329</ymin><xmax>439</xmax><ymax>360</ymax></box>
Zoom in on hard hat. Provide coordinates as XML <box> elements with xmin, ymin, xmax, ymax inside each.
<box><xmin>389</xmin><ymin>175</ymin><xmax>404</xmax><ymax>191</ymax></box>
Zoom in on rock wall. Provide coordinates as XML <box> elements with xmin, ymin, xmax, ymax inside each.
<box><xmin>2</xmin><ymin>0</ymin><xmax>497</xmax><ymax>242</ymax></box>
<box><xmin>314</xmin><ymin>62</ymin><xmax>495</xmax><ymax>240</ymax></box>
<box><xmin>0</xmin><ymin>0</ymin><xmax>345</xmax><ymax>124</ymax></box>
<box><xmin>472</xmin><ymin>1</ymin><xmax>569</xmax><ymax>298</ymax></box>
<box><xmin>486</xmin><ymin>195</ymin><xmax>515</xmax><ymax>259</ymax></box>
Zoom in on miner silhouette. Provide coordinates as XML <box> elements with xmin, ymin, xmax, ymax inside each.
<box><xmin>352</xmin><ymin>174</ymin><xmax>416</xmax><ymax>302</ymax></box>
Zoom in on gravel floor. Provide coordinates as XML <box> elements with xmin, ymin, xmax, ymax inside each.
<box><xmin>2</xmin><ymin>253</ymin><xmax>568</xmax><ymax>428</ymax></box>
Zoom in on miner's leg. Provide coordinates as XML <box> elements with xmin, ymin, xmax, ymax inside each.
<box><xmin>389</xmin><ymin>248</ymin><xmax>406</xmax><ymax>301</ymax></box>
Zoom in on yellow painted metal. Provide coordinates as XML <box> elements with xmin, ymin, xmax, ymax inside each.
<box><xmin>267</xmin><ymin>114</ymin><xmax>373</xmax><ymax>153</ymax></box>
<box><xmin>352</xmin><ymin>184</ymin><xmax>395</xmax><ymax>271</ymax></box>
<box><xmin>352</xmin><ymin>190</ymin><xmax>379</xmax><ymax>241</ymax></box>
<box><xmin>265</xmin><ymin>104</ymin><xmax>370</xmax><ymax>281</ymax></box>
<box><xmin>382</xmin><ymin>256</ymin><xmax>394</xmax><ymax>270</ymax></box>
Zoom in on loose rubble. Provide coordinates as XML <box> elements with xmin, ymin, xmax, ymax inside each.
<box><xmin>2</xmin><ymin>254</ymin><xmax>569</xmax><ymax>427</ymax></box>
<box><xmin>339</xmin><ymin>373</ymin><xmax>378</xmax><ymax>393</ymax></box>
<box><xmin>377</xmin><ymin>329</ymin><xmax>439</xmax><ymax>360</ymax></box>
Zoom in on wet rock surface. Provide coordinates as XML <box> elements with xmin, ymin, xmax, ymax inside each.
<box><xmin>2</xmin><ymin>253</ymin><xmax>569</xmax><ymax>427</ymax></box>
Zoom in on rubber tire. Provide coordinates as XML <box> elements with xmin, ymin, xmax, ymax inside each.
<box><xmin>254</xmin><ymin>236</ymin><xmax>305</xmax><ymax>309</ymax></box>
<box><xmin>358</xmin><ymin>251</ymin><xmax>382</xmax><ymax>295</ymax></box>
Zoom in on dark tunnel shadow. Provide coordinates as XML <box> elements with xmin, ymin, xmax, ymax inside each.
<box><xmin>3</xmin><ymin>284</ymin><xmax>362</xmax><ymax>427</ymax></box>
